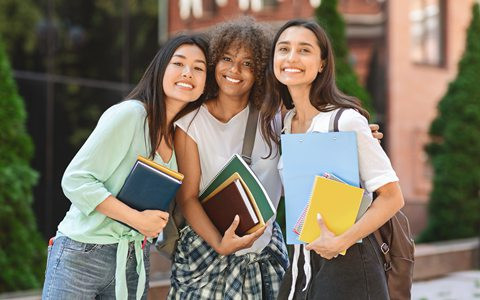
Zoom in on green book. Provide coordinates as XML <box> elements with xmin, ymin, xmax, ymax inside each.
<box><xmin>199</xmin><ymin>154</ymin><xmax>275</xmax><ymax>222</ymax></box>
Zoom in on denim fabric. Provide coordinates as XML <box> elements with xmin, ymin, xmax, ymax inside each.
<box><xmin>42</xmin><ymin>236</ymin><xmax>150</xmax><ymax>300</ymax></box>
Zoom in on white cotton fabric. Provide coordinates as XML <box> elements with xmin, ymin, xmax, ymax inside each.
<box><xmin>175</xmin><ymin>104</ymin><xmax>282</xmax><ymax>255</ymax></box>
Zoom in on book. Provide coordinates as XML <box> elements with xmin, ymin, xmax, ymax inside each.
<box><xmin>281</xmin><ymin>131</ymin><xmax>360</xmax><ymax>244</ymax></box>
<box><xmin>293</xmin><ymin>172</ymin><xmax>372</xmax><ymax>236</ymax></box>
<box><xmin>323</xmin><ymin>173</ymin><xmax>372</xmax><ymax>222</ymax></box>
<box><xmin>116</xmin><ymin>156</ymin><xmax>184</xmax><ymax>212</ymax></box>
<box><xmin>298</xmin><ymin>176</ymin><xmax>364</xmax><ymax>255</ymax></box>
<box><xmin>199</xmin><ymin>154</ymin><xmax>275</xmax><ymax>223</ymax></box>
<box><xmin>201</xmin><ymin>174</ymin><xmax>261</xmax><ymax>236</ymax></box>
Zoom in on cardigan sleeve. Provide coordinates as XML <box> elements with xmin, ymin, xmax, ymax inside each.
<box><xmin>61</xmin><ymin>101</ymin><xmax>145</xmax><ymax>216</ymax></box>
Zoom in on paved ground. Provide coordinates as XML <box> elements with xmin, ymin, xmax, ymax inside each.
<box><xmin>412</xmin><ymin>270</ymin><xmax>480</xmax><ymax>300</ymax></box>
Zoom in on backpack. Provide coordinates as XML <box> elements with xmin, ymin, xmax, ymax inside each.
<box><xmin>373</xmin><ymin>211</ymin><xmax>415</xmax><ymax>300</ymax></box>
<box><xmin>155</xmin><ymin>104</ymin><xmax>260</xmax><ymax>257</ymax></box>
<box><xmin>332</xmin><ymin>108</ymin><xmax>415</xmax><ymax>300</ymax></box>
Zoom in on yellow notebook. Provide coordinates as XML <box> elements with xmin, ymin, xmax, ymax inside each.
<box><xmin>299</xmin><ymin>176</ymin><xmax>363</xmax><ymax>255</ymax></box>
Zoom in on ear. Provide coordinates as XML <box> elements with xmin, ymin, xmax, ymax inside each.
<box><xmin>319</xmin><ymin>60</ymin><xmax>325</xmax><ymax>73</ymax></box>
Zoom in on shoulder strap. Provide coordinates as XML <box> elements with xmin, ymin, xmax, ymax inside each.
<box><xmin>241</xmin><ymin>103</ymin><xmax>259</xmax><ymax>165</ymax></box>
<box><xmin>328</xmin><ymin>108</ymin><xmax>346</xmax><ymax>132</ymax></box>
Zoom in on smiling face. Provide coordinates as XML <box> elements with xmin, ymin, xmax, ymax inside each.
<box><xmin>273</xmin><ymin>26</ymin><xmax>324</xmax><ymax>89</ymax></box>
<box><xmin>162</xmin><ymin>44</ymin><xmax>207</xmax><ymax>104</ymax></box>
<box><xmin>214</xmin><ymin>44</ymin><xmax>255</xmax><ymax>101</ymax></box>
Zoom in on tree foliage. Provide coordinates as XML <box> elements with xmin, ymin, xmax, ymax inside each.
<box><xmin>419</xmin><ymin>3</ymin><xmax>480</xmax><ymax>242</ymax></box>
<box><xmin>0</xmin><ymin>34</ymin><xmax>45</xmax><ymax>293</ymax></box>
<box><xmin>315</xmin><ymin>0</ymin><xmax>374</xmax><ymax>114</ymax></box>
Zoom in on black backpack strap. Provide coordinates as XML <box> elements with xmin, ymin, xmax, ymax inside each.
<box><xmin>328</xmin><ymin>108</ymin><xmax>346</xmax><ymax>132</ymax></box>
<box><xmin>241</xmin><ymin>103</ymin><xmax>259</xmax><ymax>165</ymax></box>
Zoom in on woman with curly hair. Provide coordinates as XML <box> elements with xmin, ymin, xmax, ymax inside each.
<box><xmin>168</xmin><ymin>18</ymin><xmax>289</xmax><ymax>299</ymax></box>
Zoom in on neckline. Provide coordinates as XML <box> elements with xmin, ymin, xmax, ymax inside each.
<box><xmin>155</xmin><ymin>149</ymin><xmax>175</xmax><ymax>166</ymax></box>
<box><xmin>200</xmin><ymin>103</ymin><xmax>249</xmax><ymax>125</ymax></box>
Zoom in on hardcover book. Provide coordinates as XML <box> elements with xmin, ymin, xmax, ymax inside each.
<box><xmin>199</xmin><ymin>154</ymin><xmax>275</xmax><ymax>223</ymax></box>
<box><xmin>117</xmin><ymin>156</ymin><xmax>184</xmax><ymax>212</ymax></box>
<box><xmin>202</xmin><ymin>175</ymin><xmax>261</xmax><ymax>236</ymax></box>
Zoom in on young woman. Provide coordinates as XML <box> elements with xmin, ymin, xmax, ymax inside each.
<box><xmin>262</xmin><ymin>19</ymin><xmax>404</xmax><ymax>300</ymax></box>
<box><xmin>168</xmin><ymin>18</ymin><xmax>289</xmax><ymax>299</ymax></box>
<box><xmin>42</xmin><ymin>34</ymin><xmax>208</xmax><ymax>300</ymax></box>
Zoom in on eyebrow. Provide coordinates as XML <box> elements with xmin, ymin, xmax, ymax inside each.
<box><xmin>224</xmin><ymin>51</ymin><xmax>253</xmax><ymax>60</ymax></box>
<box><xmin>173</xmin><ymin>54</ymin><xmax>206</xmax><ymax>65</ymax></box>
<box><xmin>276</xmin><ymin>41</ymin><xmax>315</xmax><ymax>48</ymax></box>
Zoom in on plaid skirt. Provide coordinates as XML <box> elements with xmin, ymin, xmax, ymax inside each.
<box><xmin>168</xmin><ymin>222</ymin><xmax>289</xmax><ymax>300</ymax></box>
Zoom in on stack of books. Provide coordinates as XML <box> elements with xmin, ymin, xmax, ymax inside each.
<box><xmin>199</xmin><ymin>154</ymin><xmax>275</xmax><ymax>236</ymax></box>
<box><xmin>293</xmin><ymin>173</ymin><xmax>365</xmax><ymax>255</ymax></box>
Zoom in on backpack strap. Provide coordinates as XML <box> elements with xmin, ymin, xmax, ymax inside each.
<box><xmin>241</xmin><ymin>103</ymin><xmax>259</xmax><ymax>166</ymax></box>
<box><xmin>328</xmin><ymin>108</ymin><xmax>347</xmax><ymax>132</ymax></box>
<box><xmin>374</xmin><ymin>227</ymin><xmax>393</xmax><ymax>271</ymax></box>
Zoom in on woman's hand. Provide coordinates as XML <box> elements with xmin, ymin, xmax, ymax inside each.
<box><xmin>305</xmin><ymin>213</ymin><xmax>345</xmax><ymax>259</ymax></box>
<box><xmin>134</xmin><ymin>210</ymin><xmax>169</xmax><ymax>238</ymax></box>
<box><xmin>216</xmin><ymin>215</ymin><xmax>267</xmax><ymax>255</ymax></box>
<box><xmin>369</xmin><ymin>124</ymin><xmax>383</xmax><ymax>142</ymax></box>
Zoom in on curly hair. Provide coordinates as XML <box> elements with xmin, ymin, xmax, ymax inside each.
<box><xmin>206</xmin><ymin>17</ymin><xmax>272</xmax><ymax>109</ymax></box>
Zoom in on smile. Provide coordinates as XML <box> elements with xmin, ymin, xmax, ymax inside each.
<box><xmin>175</xmin><ymin>82</ymin><xmax>193</xmax><ymax>89</ymax></box>
<box><xmin>224</xmin><ymin>76</ymin><xmax>241</xmax><ymax>83</ymax></box>
<box><xmin>283</xmin><ymin>68</ymin><xmax>303</xmax><ymax>73</ymax></box>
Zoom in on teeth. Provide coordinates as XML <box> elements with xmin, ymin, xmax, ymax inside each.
<box><xmin>284</xmin><ymin>68</ymin><xmax>302</xmax><ymax>73</ymax></box>
<box><xmin>225</xmin><ymin>76</ymin><xmax>241</xmax><ymax>83</ymax></box>
<box><xmin>176</xmin><ymin>82</ymin><xmax>193</xmax><ymax>89</ymax></box>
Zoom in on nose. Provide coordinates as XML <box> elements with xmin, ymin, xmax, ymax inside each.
<box><xmin>286</xmin><ymin>49</ymin><xmax>298</xmax><ymax>62</ymax></box>
<box><xmin>181</xmin><ymin>66</ymin><xmax>193</xmax><ymax>78</ymax></box>
<box><xmin>229</xmin><ymin>62</ymin><xmax>241</xmax><ymax>74</ymax></box>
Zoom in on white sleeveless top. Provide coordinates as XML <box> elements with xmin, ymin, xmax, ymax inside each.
<box><xmin>175</xmin><ymin>104</ymin><xmax>282</xmax><ymax>255</ymax></box>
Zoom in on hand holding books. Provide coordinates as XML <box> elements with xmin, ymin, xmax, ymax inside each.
<box><xmin>304</xmin><ymin>213</ymin><xmax>346</xmax><ymax>259</ymax></box>
<box><xmin>216</xmin><ymin>215</ymin><xmax>268</xmax><ymax>256</ymax></box>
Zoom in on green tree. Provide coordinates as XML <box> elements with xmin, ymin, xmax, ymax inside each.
<box><xmin>419</xmin><ymin>3</ymin><xmax>480</xmax><ymax>242</ymax></box>
<box><xmin>315</xmin><ymin>0</ymin><xmax>374</xmax><ymax>114</ymax></box>
<box><xmin>0</xmin><ymin>35</ymin><xmax>45</xmax><ymax>292</ymax></box>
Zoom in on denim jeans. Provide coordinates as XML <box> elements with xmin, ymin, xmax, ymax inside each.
<box><xmin>42</xmin><ymin>236</ymin><xmax>150</xmax><ymax>300</ymax></box>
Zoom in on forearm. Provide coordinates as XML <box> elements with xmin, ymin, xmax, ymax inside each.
<box><xmin>178</xmin><ymin>196</ymin><xmax>223</xmax><ymax>252</ymax></box>
<box><xmin>96</xmin><ymin>195</ymin><xmax>141</xmax><ymax>228</ymax></box>
<box><xmin>338</xmin><ymin>182</ymin><xmax>404</xmax><ymax>250</ymax></box>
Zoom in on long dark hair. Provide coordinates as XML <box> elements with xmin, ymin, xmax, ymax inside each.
<box><xmin>126</xmin><ymin>34</ymin><xmax>208</xmax><ymax>159</ymax></box>
<box><xmin>261</xmin><ymin>19</ymin><xmax>369</xmax><ymax>155</ymax></box>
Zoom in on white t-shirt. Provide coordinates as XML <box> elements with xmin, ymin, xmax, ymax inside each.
<box><xmin>279</xmin><ymin>107</ymin><xmax>399</xmax><ymax>193</ymax></box>
<box><xmin>175</xmin><ymin>104</ymin><xmax>283</xmax><ymax>255</ymax></box>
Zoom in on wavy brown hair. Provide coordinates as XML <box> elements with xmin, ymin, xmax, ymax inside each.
<box><xmin>205</xmin><ymin>17</ymin><xmax>272</xmax><ymax>110</ymax></box>
<box><xmin>261</xmin><ymin>19</ymin><xmax>369</xmax><ymax>155</ymax></box>
<box><xmin>126</xmin><ymin>34</ymin><xmax>208</xmax><ymax>159</ymax></box>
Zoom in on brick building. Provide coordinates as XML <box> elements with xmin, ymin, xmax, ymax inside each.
<box><xmin>160</xmin><ymin>0</ymin><xmax>476</xmax><ymax>235</ymax></box>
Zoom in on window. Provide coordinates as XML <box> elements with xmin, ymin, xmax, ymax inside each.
<box><xmin>410</xmin><ymin>0</ymin><xmax>445</xmax><ymax>66</ymax></box>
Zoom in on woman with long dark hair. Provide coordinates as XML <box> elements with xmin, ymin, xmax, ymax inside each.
<box><xmin>262</xmin><ymin>19</ymin><xmax>404</xmax><ymax>299</ymax></box>
<box><xmin>42</xmin><ymin>34</ymin><xmax>208</xmax><ymax>300</ymax></box>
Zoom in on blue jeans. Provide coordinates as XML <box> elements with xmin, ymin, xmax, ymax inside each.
<box><xmin>42</xmin><ymin>236</ymin><xmax>150</xmax><ymax>300</ymax></box>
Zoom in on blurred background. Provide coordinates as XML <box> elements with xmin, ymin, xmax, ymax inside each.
<box><xmin>0</xmin><ymin>0</ymin><xmax>478</xmax><ymax>299</ymax></box>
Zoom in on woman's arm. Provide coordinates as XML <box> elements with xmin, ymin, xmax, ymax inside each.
<box><xmin>174</xmin><ymin>128</ymin><xmax>266</xmax><ymax>255</ymax></box>
<box><xmin>96</xmin><ymin>196</ymin><xmax>169</xmax><ymax>238</ymax></box>
<box><xmin>306</xmin><ymin>181</ymin><xmax>404</xmax><ymax>258</ymax></box>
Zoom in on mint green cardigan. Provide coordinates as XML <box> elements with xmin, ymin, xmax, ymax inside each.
<box><xmin>58</xmin><ymin>100</ymin><xmax>177</xmax><ymax>300</ymax></box>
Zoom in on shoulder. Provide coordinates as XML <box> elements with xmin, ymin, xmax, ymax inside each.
<box><xmin>103</xmin><ymin>100</ymin><xmax>146</xmax><ymax>120</ymax></box>
<box><xmin>337</xmin><ymin>108</ymin><xmax>369</xmax><ymax>132</ymax></box>
<box><xmin>174</xmin><ymin>106</ymin><xmax>203</xmax><ymax>132</ymax></box>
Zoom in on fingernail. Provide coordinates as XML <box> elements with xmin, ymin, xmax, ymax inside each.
<box><xmin>317</xmin><ymin>213</ymin><xmax>322</xmax><ymax>221</ymax></box>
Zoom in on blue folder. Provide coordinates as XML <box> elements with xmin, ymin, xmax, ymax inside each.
<box><xmin>281</xmin><ymin>131</ymin><xmax>360</xmax><ymax>244</ymax></box>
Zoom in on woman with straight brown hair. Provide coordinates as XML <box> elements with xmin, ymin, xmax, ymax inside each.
<box><xmin>262</xmin><ymin>19</ymin><xmax>404</xmax><ymax>299</ymax></box>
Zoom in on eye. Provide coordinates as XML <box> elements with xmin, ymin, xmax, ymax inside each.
<box><xmin>222</xmin><ymin>56</ymin><xmax>232</xmax><ymax>62</ymax></box>
<box><xmin>277</xmin><ymin>47</ymin><xmax>288</xmax><ymax>53</ymax></box>
<box><xmin>194</xmin><ymin>66</ymin><xmax>204</xmax><ymax>72</ymax></box>
<box><xmin>243</xmin><ymin>61</ymin><xmax>253</xmax><ymax>68</ymax></box>
<box><xmin>300</xmin><ymin>48</ymin><xmax>311</xmax><ymax>53</ymax></box>
<box><xmin>172</xmin><ymin>62</ymin><xmax>183</xmax><ymax>67</ymax></box>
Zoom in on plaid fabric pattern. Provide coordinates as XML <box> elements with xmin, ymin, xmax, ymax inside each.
<box><xmin>168</xmin><ymin>222</ymin><xmax>289</xmax><ymax>300</ymax></box>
